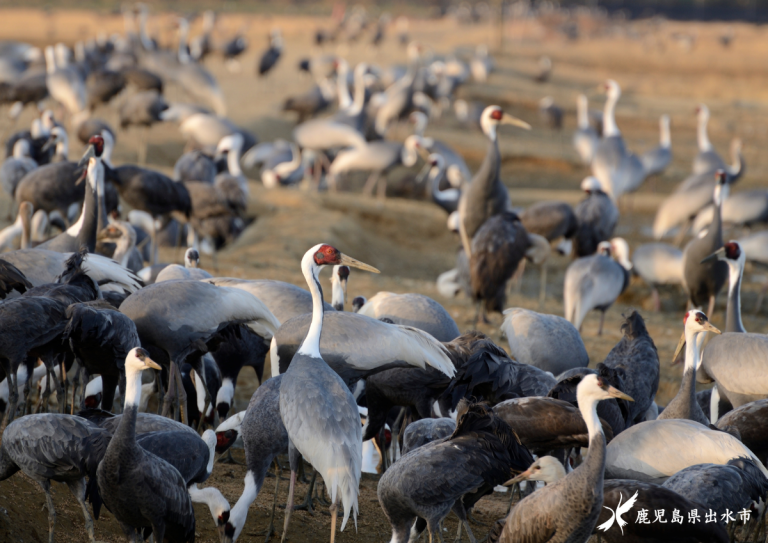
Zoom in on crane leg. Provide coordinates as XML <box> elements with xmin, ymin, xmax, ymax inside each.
<box><xmin>280</xmin><ymin>470</ymin><xmax>296</xmax><ymax>543</ymax></box>
<box><xmin>513</xmin><ymin>259</ymin><xmax>526</xmax><ymax>293</ymax></box>
<box><xmin>173</xmin><ymin>361</ymin><xmax>188</xmax><ymax>425</ymax></box>
<box><xmin>651</xmin><ymin>288</ymin><xmax>661</xmax><ymax>312</ymax></box>
<box><xmin>162</xmin><ymin>363</ymin><xmax>177</xmax><ymax>419</ymax></box>
<box><xmin>71</xmin><ymin>362</ymin><xmax>82</xmax><ymax>415</ymax></box>
<box><xmin>362</xmin><ymin>171</ymin><xmax>380</xmax><ymax>196</ymax></box>
<box><xmin>257</xmin><ymin>459</ymin><xmax>282</xmax><ymax>541</ymax></box>
<box><xmin>707</xmin><ymin>295</ymin><xmax>716</xmax><ymax>319</ymax></box>
<box><xmin>67</xmin><ymin>479</ymin><xmax>96</xmax><ymax>543</ymax></box>
<box><xmin>291</xmin><ymin>469</ymin><xmax>317</xmax><ymax>513</ymax></box>
<box><xmin>38</xmin><ymin>479</ymin><xmax>56</xmax><ymax>543</ymax></box>
<box><xmin>598</xmin><ymin>311</ymin><xmax>606</xmax><ymax>336</ymax></box>
<box><xmin>377</xmin><ymin>175</ymin><xmax>387</xmax><ymax>200</ymax></box>
<box><xmin>155</xmin><ymin>369</ymin><xmax>165</xmax><ymax>415</ymax></box>
<box><xmin>58</xmin><ymin>358</ymin><xmax>67</xmax><ymax>414</ymax></box>
<box><xmin>3</xmin><ymin>361</ymin><xmax>17</xmax><ymax>426</ymax></box>
<box><xmin>329</xmin><ymin>494</ymin><xmax>339</xmax><ymax>543</ymax></box>
<box><xmin>22</xmin><ymin>367</ymin><xmax>33</xmax><ymax>416</ymax></box>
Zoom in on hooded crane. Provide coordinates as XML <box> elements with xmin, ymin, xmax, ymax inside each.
<box><xmin>657</xmin><ymin>310</ymin><xmax>720</xmax><ymax>425</ymax></box>
<box><xmin>573</xmin><ymin>176</ymin><xmax>619</xmax><ymax>257</ymax></box>
<box><xmin>36</xmin><ymin>135</ymin><xmax>105</xmax><ymax>254</ymax></box>
<box><xmin>468</xmin><ymin>211</ymin><xmax>549</xmax><ymax>323</ymax></box>
<box><xmin>355</xmin><ymin>291</ymin><xmax>460</xmax><ymax>342</ymax></box>
<box><xmin>119</xmin><ymin>280</ymin><xmax>279</xmax><ymax>424</ymax></box>
<box><xmin>220</xmin><ymin>375</ymin><xmax>289</xmax><ymax>543</ymax></box>
<box><xmin>278</xmin><ymin>244</ymin><xmax>380</xmax><ymax>543</ymax></box>
<box><xmin>425</xmin><ymin>153</ymin><xmax>461</xmax><ymax>214</ymax></box>
<box><xmin>505</xmin><ymin>456</ymin><xmax>730</xmax><ymax>543</ymax></box>
<box><xmin>62</xmin><ymin>300</ymin><xmax>141</xmax><ymax>412</ymax></box>
<box><xmin>601</xmin><ymin>311</ymin><xmax>660</xmax><ymax>424</ymax></box>
<box><xmin>662</xmin><ymin>457</ymin><xmax>768</xmax><ymax>522</ymax></box>
<box><xmin>258</xmin><ymin>29</ymin><xmax>283</xmax><ymax>77</ymax></box>
<box><xmin>378</xmin><ymin>401</ymin><xmax>534</xmax><ymax>543</ymax></box>
<box><xmin>97</xmin><ymin>347</ymin><xmax>195</xmax><ymax>543</ymax></box>
<box><xmin>573</xmin><ymin>94</ymin><xmax>597</xmax><ymax>165</ymax></box>
<box><xmin>564</xmin><ymin>238</ymin><xmax>631</xmax><ymax>334</ymax></box>
<box><xmin>716</xmin><ymin>400</ymin><xmax>768</xmax><ymax>462</ymax></box>
<box><xmin>457</xmin><ymin>105</ymin><xmax>530</xmax><ymax>257</ymax></box>
<box><xmin>0</xmin><ymin>413</ymin><xmax>111</xmax><ymax>543</ymax></box>
<box><xmin>501</xmin><ymin>308</ymin><xmax>588</xmax><ymax>375</ymax></box>
<box><xmin>682</xmin><ymin>171</ymin><xmax>728</xmax><ymax>317</ymax></box>
<box><xmin>497</xmin><ymin>374</ymin><xmax>634</xmax><ymax>543</ymax></box>
<box><xmin>155</xmin><ymin>248</ymin><xmax>212</xmax><ymax>282</ymax></box>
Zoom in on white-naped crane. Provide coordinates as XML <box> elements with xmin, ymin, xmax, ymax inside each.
<box><xmin>278</xmin><ymin>244</ymin><xmax>382</xmax><ymax>543</ymax></box>
<box><xmin>457</xmin><ymin>105</ymin><xmax>530</xmax><ymax>257</ymax></box>
<box><xmin>119</xmin><ymin>280</ymin><xmax>279</xmax><ymax>424</ymax></box>
<box><xmin>564</xmin><ymin>238</ymin><xmax>631</xmax><ymax>334</ymax></box>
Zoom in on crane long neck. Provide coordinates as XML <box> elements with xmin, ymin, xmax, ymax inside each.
<box><xmin>112</xmin><ymin>231</ymin><xmax>135</xmax><ymax>269</ymax></box>
<box><xmin>603</xmin><ymin>92</ymin><xmax>620</xmax><ymax>137</ymax></box>
<box><xmin>576</xmin><ymin>392</ymin><xmax>606</xmax><ymax>486</ymax></box>
<box><xmin>698</xmin><ymin>113</ymin><xmax>712</xmax><ymax>152</ymax></box>
<box><xmin>349</xmin><ymin>68</ymin><xmax>366</xmax><ymax>116</ymax></box>
<box><xmin>117</xmin><ymin>367</ymin><xmax>143</xmax><ymax>443</ymax></box>
<box><xmin>297</xmin><ymin>257</ymin><xmax>324</xmax><ymax>358</ymax></box>
<box><xmin>229</xmin><ymin>470</ymin><xmax>259</xmax><ymax>541</ymax></box>
<box><xmin>20</xmin><ymin>210</ymin><xmax>30</xmax><ymax>250</ymax></box>
<box><xmin>67</xmin><ymin>161</ymin><xmax>101</xmax><ymax>252</ymax></box>
<box><xmin>725</xmin><ymin>260</ymin><xmax>745</xmax><ymax>333</ymax></box>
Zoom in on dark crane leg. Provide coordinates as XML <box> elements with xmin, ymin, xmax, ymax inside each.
<box><xmin>598</xmin><ymin>311</ymin><xmax>606</xmax><ymax>336</ymax></box>
<box><xmin>256</xmin><ymin>458</ymin><xmax>282</xmax><ymax>542</ymax></box>
<box><xmin>38</xmin><ymin>479</ymin><xmax>57</xmax><ymax>543</ymax></box>
<box><xmin>67</xmin><ymin>478</ymin><xmax>96</xmax><ymax>543</ymax></box>
<box><xmin>708</xmin><ymin>295</ymin><xmax>716</xmax><ymax>320</ymax></box>
<box><xmin>280</xmin><ymin>443</ymin><xmax>301</xmax><ymax>543</ymax></box>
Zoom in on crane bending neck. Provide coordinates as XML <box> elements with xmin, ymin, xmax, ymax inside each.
<box><xmin>297</xmin><ymin>252</ymin><xmax>324</xmax><ymax>358</ymax></box>
<box><xmin>229</xmin><ymin>470</ymin><xmax>258</xmax><ymax>541</ymax></box>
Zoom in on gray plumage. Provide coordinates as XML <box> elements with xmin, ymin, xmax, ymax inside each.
<box><xmin>501</xmin><ymin>308</ymin><xmax>588</xmax><ymax>375</ymax></box>
<box><xmin>155</xmin><ymin>266</ymin><xmax>212</xmax><ymax>282</ymax></box>
<box><xmin>79</xmin><ymin>409</ymin><xmax>198</xmax><ymax>436</ymax></box>
<box><xmin>716</xmin><ymin>400</ymin><xmax>768</xmax><ymax>462</ymax></box>
<box><xmin>220</xmin><ymin>376</ymin><xmax>289</xmax><ymax>539</ymax></box>
<box><xmin>401</xmin><ymin>418</ymin><xmax>456</xmax><ymax>455</ymax></box>
<box><xmin>272</xmin><ymin>311</ymin><xmax>454</xmax><ymax>388</ymax></box>
<box><xmin>356</xmin><ymin>291</ymin><xmax>460</xmax><ymax>342</ymax></box>
<box><xmin>564</xmin><ymin>246</ymin><xmax>629</xmax><ymax>333</ymax></box>
<box><xmin>119</xmin><ymin>90</ymin><xmax>167</xmax><ymax>128</ymax></box>
<box><xmin>135</xmin><ymin>430</ymin><xmax>212</xmax><ymax>485</ymax></box>
<box><xmin>602</xmin><ymin>311</ymin><xmax>659</xmax><ymax>424</ymax></box>
<box><xmin>174</xmin><ymin>150</ymin><xmax>216</xmax><ymax>183</ymax></box>
<box><xmin>573</xmin><ymin>186</ymin><xmax>618</xmax><ymax>257</ymax></box>
<box><xmin>520</xmin><ymin>201</ymin><xmax>577</xmax><ymax>243</ymax></box>
<box><xmin>693</xmin><ymin>190</ymin><xmax>768</xmax><ymax>234</ymax></box>
<box><xmin>203</xmin><ymin>277</ymin><xmax>335</xmax><ymax>324</ymax></box>
<box><xmin>1</xmin><ymin>142</ymin><xmax>37</xmax><ymax>198</ymax></box>
<box><xmin>640</xmin><ymin>114</ymin><xmax>671</xmax><ymax>177</ymax></box>
<box><xmin>0</xmin><ymin>413</ymin><xmax>111</xmax><ymax>542</ymax></box>
<box><xmin>379</xmin><ymin>402</ymin><xmax>533</xmax><ymax>543</ymax></box>
<box><xmin>663</xmin><ymin>458</ymin><xmax>768</xmax><ymax>516</ymax></box>
<box><xmin>97</xmin><ymin>389</ymin><xmax>195</xmax><ymax>543</ymax></box>
<box><xmin>631</xmin><ymin>243</ymin><xmax>684</xmax><ymax>289</ymax></box>
<box><xmin>14</xmin><ymin>161</ymin><xmax>83</xmax><ymax>217</ymax></box>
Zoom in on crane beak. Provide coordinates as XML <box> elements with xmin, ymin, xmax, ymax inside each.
<box><xmin>500</xmin><ymin>113</ymin><xmax>531</xmax><ymax>130</ymax></box>
<box><xmin>144</xmin><ymin>357</ymin><xmax>162</xmax><ymax>371</ymax></box>
<box><xmin>339</xmin><ymin>254</ymin><xmax>380</xmax><ymax>274</ymax></box>
<box><xmin>703</xmin><ymin>321</ymin><xmax>721</xmax><ymax>335</ymax></box>
<box><xmin>41</xmin><ymin>137</ymin><xmax>55</xmax><ymax>152</ymax></box>
<box><xmin>503</xmin><ymin>467</ymin><xmax>533</xmax><ymax>486</ymax></box>
<box><xmin>672</xmin><ymin>333</ymin><xmax>686</xmax><ymax>364</ymax></box>
<box><xmin>606</xmin><ymin>385</ymin><xmax>634</xmax><ymax>402</ymax></box>
<box><xmin>701</xmin><ymin>247</ymin><xmax>726</xmax><ymax>264</ymax></box>
<box><xmin>78</xmin><ymin>145</ymin><xmax>95</xmax><ymax>168</ymax></box>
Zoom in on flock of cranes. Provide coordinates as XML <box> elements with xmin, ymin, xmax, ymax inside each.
<box><xmin>0</xmin><ymin>4</ymin><xmax>767</xmax><ymax>543</ymax></box>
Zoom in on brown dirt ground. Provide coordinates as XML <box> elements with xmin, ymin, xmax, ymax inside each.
<box><xmin>1</xmin><ymin>7</ymin><xmax>768</xmax><ymax>543</ymax></box>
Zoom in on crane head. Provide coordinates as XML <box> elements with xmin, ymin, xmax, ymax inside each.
<box><xmin>310</xmin><ymin>244</ymin><xmax>380</xmax><ymax>274</ymax></box>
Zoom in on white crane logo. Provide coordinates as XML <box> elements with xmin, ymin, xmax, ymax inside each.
<box><xmin>597</xmin><ymin>491</ymin><xmax>639</xmax><ymax>535</ymax></box>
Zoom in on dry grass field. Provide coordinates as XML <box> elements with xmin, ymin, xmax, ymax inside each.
<box><xmin>0</xmin><ymin>6</ymin><xmax>768</xmax><ymax>542</ymax></box>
